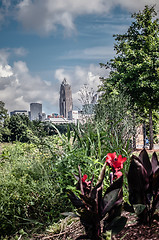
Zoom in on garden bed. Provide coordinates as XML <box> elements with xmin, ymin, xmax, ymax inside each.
<box><xmin>32</xmin><ymin>210</ymin><xmax>159</xmax><ymax>240</ymax></box>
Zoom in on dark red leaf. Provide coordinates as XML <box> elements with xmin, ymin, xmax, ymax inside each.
<box><xmin>68</xmin><ymin>191</ymin><xmax>85</xmax><ymax>209</ymax></box>
<box><xmin>139</xmin><ymin>149</ymin><xmax>152</xmax><ymax>177</ymax></box>
<box><xmin>151</xmin><ymin>152</ymin><xmax>159</xmax><ymax>173</ymax></box>
<box><xmin>128</xmin><ymin>157</ymin><xmax>149</xmax><ymax>204</ymax></box>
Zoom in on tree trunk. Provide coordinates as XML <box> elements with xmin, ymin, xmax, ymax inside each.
<box><xmin>149</xmin><ymin>108</ymin><xmax>153</xmax><ymax>150</ymax></box>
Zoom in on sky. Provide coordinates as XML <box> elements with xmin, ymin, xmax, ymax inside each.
<box><xmin>0</xmin><ymin>0</ymin><xmax>159</xmax><ymax>115</ymax></box>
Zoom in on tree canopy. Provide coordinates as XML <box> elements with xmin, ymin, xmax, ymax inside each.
<box><xmin>99</xmin><ymin>5</ymin><xmax>159</xmax><ymax>149</ymax></box>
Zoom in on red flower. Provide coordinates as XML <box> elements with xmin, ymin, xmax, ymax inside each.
<box><xmin>112</xmin><ymin>155</ymin><xmax>127</xmax><ymax>171</ymax></box>
<box><xmin>106</xmin><ymin>153</ymin><xmax>127</xmax><ymax>179</ymax></box>
<box><xmin>106</xmin><ymin>152</ymin><xmax>117</xmax><ymax>167</ymax></box>
<box><xmin>82</xmin><ymin>174</ymin><xmax>91</xmax><ymax>186</ymax></box>
<box><xmin>114</xmin><ymin>171</ymin><xmax>123</xmax><ymax>179</ymax></box>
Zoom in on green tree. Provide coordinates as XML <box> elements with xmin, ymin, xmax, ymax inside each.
<box><xmin>0</xmin><ymin>101</ymin><xmax>9</xmax><ymax>142</ymax></box>
<box><xmin>100</xmin><ymin>5</ymin><xmax>159</xmax><ymax>149</ymax></box>
<box><xmin>8</xmin><ymin>114</ymin><xmax>31</xmax><ymax>142</ymax></box>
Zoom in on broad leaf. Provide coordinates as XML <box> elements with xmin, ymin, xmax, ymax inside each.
<box><xmin>151</xmin><ymin>152</ymin><xmax>159</xmax><ymax>173</ymax></box>
<box><xmin>104</xmin><ymin>175</ymin><xmax>123</xmax><ymax>195</ymax></box>
<box><xmin>102</xmin><ymin>189</ymin><xmax>120</xmax><ymax>217</ymax></box>
<box><xmin>139</xmin><ymin>149</ymin><xmax>152</xmax><ymax>176</ymax></box>
<box><xmin>68</xmin><ymin>191</ymin><xmax>84</xmax><ymax>209</ymax></box>
<box><xmin>123</xmin><ymin>202</ymin><xmax>134</xmax><ymax>213</ymax></box>
<box><xmin>104</xmin><ymin>216</ymin><xmax>127</xmax><ymax>235</ymax></box>
<box><xmin>128</xmin><ymin>158</ymin><xmax>149</xmax><ymax>204</ymax></box>
<box><xmin>152</xmin><ymin>168</ymin><xmax>159</xmax><ymax>193</ymax></box>
<box><xmin>133</xmin><ymin>204</ymin><xmax>146</xmax><ymax>216</ymax></box>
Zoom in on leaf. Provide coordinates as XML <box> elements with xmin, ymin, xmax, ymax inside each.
<box><xmin>102</xmin><ymin>189</ymin><xmax>121</xmax><ymax>217</ymax></box>
<box><xmin>61</xmin><ymin>212</ymin><xmax>79</xmax><ymax>218</ymax></box>
<box><xmin>128</xmin><ymin>157</ymin><xmax>149</xmax><ymax>204</ymax></box>
<box><xmin>123</xmin><ymin>202</ymin><xmax>134</xmax><ymax>213</ymax></box>
<box><xmin>80</xmin><ymin>194</ymin><xmax>96</xmax><ymax>209</ymax></box>
<box><xmin>104</xmin><ymin>216</ymin><xmax>127</xmax><ymax>235</ymax></box>
<box><xmin>91</xmin><ymin>180</ymin><xmax>103</xmax><ymax>200</ymax></box>
<box><xmin>78</xmin><ymin>166</ymin><xmax>84</xmax><ymax>195</ymax></box>
<box><xmin>152</xmin><ymin>168</ymin><xmax>159</xmax><ymax>193</ymax></box>
<box><xmin>133</xmin><ymin>204</ymin><xmax>146</xmax><ymax>216</ymax></box>
<box><xmin>139</xmin><ymin>149</ymin><xmax>152</xmax><ymax>177</ymax></box>
<box><xmin>67</xmin><ymin>191</ymin><xmax>84</xmax><ymax>209</ymax></box>
<box><xmin>151</xmin><ymin>152</ymin><xmax>159</xmax><ymax>173</ymax></box>
<box><xmin>96</xmin><ymin>162</ymin><xmax>106</xmax><ymax>185</ymax></box>
<box><xmin>105</xmin><ymin>175</ymin><xmax>123</xmax><ymax>195</ymax></box>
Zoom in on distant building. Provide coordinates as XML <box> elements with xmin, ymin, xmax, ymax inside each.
<box><xmin>10</xmin><ymin>110</ymin><xmax>28</xmax><ymax>116</ymax></box>
<box><xmin>59</xmin><ymin>78</ymin><xmax>73</xmax><ymax>119</ymax></box>
<box><xmin>47</xmin><ymin>117</ymin><xmax>70</xmax><ymax>124</ymax></box>
<box><xmin>30</xmin><ymin>103</ymin><xmax>42</xmax><ymax>121</ymax></box>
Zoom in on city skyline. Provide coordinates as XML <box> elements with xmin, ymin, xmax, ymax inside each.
<box><xmin>0</xmin><ymin>0</ymin><xmax>158</xmax><ymax>115</ymax></box>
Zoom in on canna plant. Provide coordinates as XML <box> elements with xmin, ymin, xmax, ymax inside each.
<box><xmin>127</xmin><ymin>149</ymin><xmax>159</xmax><ymax>225</ymax></box>
<box><xmin>68</xmin><ymin>153</ymin><xmax>127</xmax><ymax>240</ymax></box>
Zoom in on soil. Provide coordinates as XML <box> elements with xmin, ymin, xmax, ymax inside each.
<box><xmin>32</xmin><ymin>211</ymin><xmax>159</xmax><ymax>240</ymax></box>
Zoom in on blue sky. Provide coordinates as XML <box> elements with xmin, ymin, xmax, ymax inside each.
<box><xmin>0</xmin><ymin>0</ymin><xmax>158</xmax><ymax>115</ymax></box>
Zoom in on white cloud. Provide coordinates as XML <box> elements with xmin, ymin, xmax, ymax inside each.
<box><xmin>0</xmin><ymin>65</ymin><xmax>13</xmax><ymax>77</ymax></box>
<box><xmin>55</xmin><ymin>64</ymin><xmax>109</xmax><ymax>110</ymax></box>
<box><xmin>0</xmin><ymin>50</ymin><xmax>59</xmax><ymax>114</ymax></box>
<box><xmin>0</xmin><ymin>47</ymin><xmax>109</xmax><ymax>114</ymax></box>
<box><xmin>13</xmin><ymin>0</ymin><xmax>159</xmax><ymax>35</ymax></box>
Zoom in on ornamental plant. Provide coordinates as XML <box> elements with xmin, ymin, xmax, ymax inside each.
<box><xmin>68</xmin><ymin>153</ymin><xmax>127</xmax><ymax>240</ymax></box>
<box><xmin>105</xmin><ymin>152</ymin><xmax>127</xmax><ymax>181</ymax></box>
<box><xmin>127</xmin><ymin>149</ymin><xmax>159</xmax><ymax>225</ymax></box>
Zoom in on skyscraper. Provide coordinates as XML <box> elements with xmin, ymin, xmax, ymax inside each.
<box><xmin>59</xmin><ymin>79</ymin><xmax>73</xmax><ymax>119</ymax></box>
<box><xmin>30</xmin><ymin>103</ymin><xmax>42</xmax><ymax>121</ymax></box>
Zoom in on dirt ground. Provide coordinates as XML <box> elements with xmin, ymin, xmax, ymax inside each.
<box><xmin>32</xmin><ymin>211</ymin><xmax>159</xmax><ymax>240</ymax></box>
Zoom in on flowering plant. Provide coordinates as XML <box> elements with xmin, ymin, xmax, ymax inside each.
<box><xmin>105</xmin><ymin>152</ymin><xmax>127</xmax><ymax>181</ymax></box>
<box><xmin>68</xmin><ymin>159</ymin><xmax>127</xmax><ymax>240</ymax></box>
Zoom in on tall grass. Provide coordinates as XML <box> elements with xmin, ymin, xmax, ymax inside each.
<box><xmin>0</xmin><ymin>115</ymin><xmax>132</xmax><ymax>237</ymax></box>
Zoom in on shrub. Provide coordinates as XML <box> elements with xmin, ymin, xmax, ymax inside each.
<box><xmin>127</xmin><ymin>149</ymin><xmax>159</xmax><ymax>225</ymax></box>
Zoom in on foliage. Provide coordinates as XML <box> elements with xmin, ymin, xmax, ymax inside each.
<box><xmin>99</xmin><ymin>5</ymin><xmax>159</xmax><ymax>149</ymax></box>
<box><xmin>68</xmin><ymin>163</ymin><xmax>127</xmax><ymax>240</ymax></box>
<box><xmin>0</xmin><ymin>141</ymin><xmax>61</xmax><ymax>236</ymax></box>
<box><xmin>127</xmin><ymin>149</ymin><xmax>159</xmax><ymax>225</ymax></box>
<box><xmin>0</xmin><ymin>114</ymin><xmax>133</xmax><ymax>238</ymax></box>
<box><xmin>5</xmin><ymin>114</ymin><xmax>33</xmax><ymax>142</ymax></box>
<box><xmin>95</xmin><ymin>91</ymin><xmax>137</xmax><ymax>150</ymax></box>
<box><xmin>0</xmin><ymin>101</ymin><xmax>9</xmax><ymax>142</ymax></box>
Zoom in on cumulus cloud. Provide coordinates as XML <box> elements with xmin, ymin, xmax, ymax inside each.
<box><xmin>0</xmin><ymin>49</ymin><xmax>109</xmax><ymax>114</ymax></box>
<box><xmin>0</xmin><ymin>49</ymin><xmax>59</xmax><ymax>114</ymax></box>
<box><xmin>55</xmin><ymin>64</ymin><xmax>109</xmax><ymax>110</ymax></box>
<box><xmin>11</xmin><ymin>0</ymin><xmax>158</xmax><ymax>35</ymax></box>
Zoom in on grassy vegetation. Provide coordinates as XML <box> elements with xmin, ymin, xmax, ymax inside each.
<box><xmin>0</xmin><ymin>121</ymin><xmax>158</xmax><ymax>239</ymax></box>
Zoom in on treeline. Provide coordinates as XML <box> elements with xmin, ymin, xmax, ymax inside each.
<box><xmin>0</xmin><ymin>100</ymin><xmax>70</xmax><ymax>143</ymax></box>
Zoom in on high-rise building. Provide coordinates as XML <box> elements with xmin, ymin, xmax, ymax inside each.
<box><xmin>59</xmin><ymin>79</ymin><xmax>73</xmax><ymax>119</ymax></box>
<box><xmin>30</xmin><ymin>103</ymin><xmax>42</xmax><ymax>121</ymax></box>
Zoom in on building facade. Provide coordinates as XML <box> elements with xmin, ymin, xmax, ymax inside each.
<box><xmin>59</xmin><ymin>79</ymin><xmax>73</xmax><ymax>119</ymax></box>
<box><xmin>10</xmin><ymin>110</ymin><xmax>28</xmax><ymax>116</ymax></box>
<box><xmin>30</xmin><ymin>103</ymin><xmax>42</xmax><ymax>121</ymax></box>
